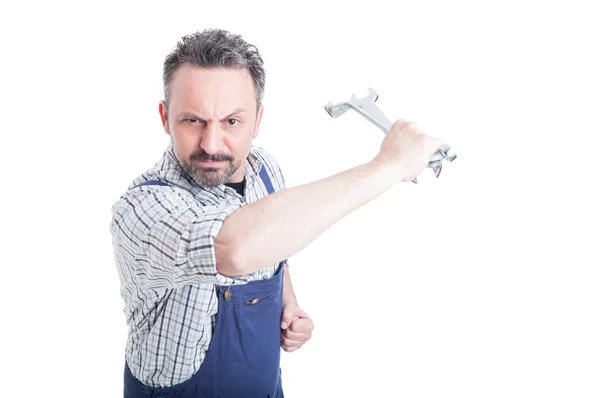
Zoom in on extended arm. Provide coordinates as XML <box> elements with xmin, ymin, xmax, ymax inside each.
<box><xmin>215</xmin><ymin>160</ymin><xmax>396</xmax><ymax>276</ymax></box>
<box><xmin>215</xmin><ymin>120</ymin><xmax>443</xmax><ymax>277</ymax></box>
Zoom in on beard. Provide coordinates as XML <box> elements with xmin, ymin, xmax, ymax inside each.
<box><xmin>184</xmin><ymin>149</ymin><xmax>241</xmax><ymax>188</ymax></box>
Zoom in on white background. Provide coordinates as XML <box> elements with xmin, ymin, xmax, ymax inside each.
<box><xmin>1</xmin><ymin>1</ymin><xmax>599</xmax><ymax>397</ymax></box>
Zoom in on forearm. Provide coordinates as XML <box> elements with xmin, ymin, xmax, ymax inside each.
<box><xmin>215</xmin><ymin>159</ymin><xmax>397</xmax><ymax>276</ymax></box>
<box><xmin>282</xmin><ymin>262</ymin><xmax>297</xmax><ymax>305</ymax></box>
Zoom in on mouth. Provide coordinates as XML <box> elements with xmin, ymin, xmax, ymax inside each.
<box><xmin>194</xmin><ymin>160</ymin><xmax>225</xmax><ymax>167</ymax></box>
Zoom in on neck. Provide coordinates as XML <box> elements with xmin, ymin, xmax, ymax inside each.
<box><xmin>226</xmin><ymin>158</ymin><xmax>248</xmax><ymax>184</ymax></box>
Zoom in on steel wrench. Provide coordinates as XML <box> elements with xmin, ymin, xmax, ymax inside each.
<box><xmin>324</xmin><ymin>88</ymin><xmax>457</xmax><ymax>183</ymax></box>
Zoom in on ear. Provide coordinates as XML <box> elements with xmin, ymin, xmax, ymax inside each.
<box><xmin>159</xmin><ymin>100</ymin><xmax>170</xmax><ymax>135</ymax></box>
<box><xmin>252</xmin><ymin>104</ymin><xmax>264</xmax><ymax>139</ymax></box>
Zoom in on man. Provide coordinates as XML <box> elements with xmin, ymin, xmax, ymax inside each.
<box><xmin>111</xmin><ymin>28</ymin><xmax>443</xmax><ymax>398</ymax></box>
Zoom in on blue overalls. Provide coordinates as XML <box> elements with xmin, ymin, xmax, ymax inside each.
<box><xmin>123</xmin><ymin>167</ymin><xmax>285</xmax><ymax>398</ymax></box>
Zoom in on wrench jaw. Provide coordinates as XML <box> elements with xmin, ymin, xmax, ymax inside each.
<box><xmin>433</xmin><ymin>145</ymin><xmax>457</xmax><ymax>168</ymax></box>
<box><xmin>431</xmin><ymin>161</ymin><xmax>443</xmax><ymax>178</ymax></box>
<box><xmin>350</xmin><ymin>88</ymin><xmax>379</xmax><ymax>104</ymax></box>
<box><xmin>428</xmin><ymin>146</ymin><xmax>458</xmax><ymax>179</ymax></box>
<box><xmin>326</xmin><ymin>88</ymin><xmax>381</xmax><ymax>119</ymax></box>
<box><xmin>366</xmin><ymin>88</ymin><xmax>379</xmax><ymax>103</ymax></box>
<box><xmin>324</xmin><ymin>102</ymin><xmax>353</xmax><ymax>119</ymax></box>
<box><xmin>442</xmin><ymin>150</ymin><xmax>457</xmax><ymax>163</ymax></box>
<box><xmin>412</xmin><ymin>158</ymin><xmax>443</xmax><ymax>184</ymax></box>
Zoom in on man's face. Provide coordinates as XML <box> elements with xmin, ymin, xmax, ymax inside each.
<box><xmin>159</xmin><ymin>64</ymin><xmax>263</xmax><ymax>188</ymax></box>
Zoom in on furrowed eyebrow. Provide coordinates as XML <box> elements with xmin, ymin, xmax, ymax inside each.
<box><xmin>177</xmin><ymin>112</ymin><xmax>203</xmax><ymax>120</ymax></box>
<box><xmin>221</xmin><ymin>107</ymin><xmax>246</xmax><ymax>119</ymax></box>
<box><xmin>175</xmin><ymin>107</ymin><xmax>246</xmax><ymax>121</ymax></box>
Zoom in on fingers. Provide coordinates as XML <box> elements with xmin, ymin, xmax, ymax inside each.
<box><xmin>394</xmin><ymin>118</ymin><xmax>442</xmax><ymax>152</ymax></box>
<box><xmin>281</xmin><ymin>344</ymin><xmax>300</xmax><ymax>353</ymax></box>
<box><xmin>288</xmin><ymin>317</ymin><xmax>314</xmax><ymax>334</ymax></box>
<box><xmin>280</xmin><ymin>318</ymin><xmax>292</xmax><ymax>330</ymax></box>
<box><xmin>281</xmin><ymin>337</ymin><xmax>304</xmax><ymax>352</ymax></box>
<box><xmin>280</xmin><ymin>303</ymin><xmax>309</xmax><ymax>329</ymax></box>
<box><xmin>281</xmin><ymin>318</ymin><xmax>314</xmax><ymax>352</ymax></box>
<box><xmin>281</xmin><ymin>314</ymin><xmax>303</xmax><ymax>329</ymax></box>
<box><xmin>281</xmin><ymin>330</ymin><xmax>310</xmax><ymax>352</ymax></box>
<box><xmin>391</xmin><ymin>119</ymin><xmax>409</xmax><ymax>131</ymax></box>
<box><xmin>426</xmin><ymin>136</ymin><xmax>445</xmax><ymax>157</ymax></box>
<box><xmin>283</xmin><ymin>327</ymin><xmax>311</xmax><ymax>341</ymax></box>
<box><xmin>280</xmin><ymin>304</ymin><xmax>314</xmax><ymax>353</ymax></box>
<box><xmin>280</xmin><ymin>310</ymin><xmax>295</xmax><ymax>330</ymax></box>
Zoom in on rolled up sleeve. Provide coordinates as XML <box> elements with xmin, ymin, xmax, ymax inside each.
<box><xmin>111</xmin><ymin>187</ymin><xmax>247</xmax><ymax>291</ymax></box>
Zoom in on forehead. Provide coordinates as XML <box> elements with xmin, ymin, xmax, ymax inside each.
<box><xmin>169</xmin><ymin>64</ymin><xmax>256</xmax><ymax>111</ymax></box>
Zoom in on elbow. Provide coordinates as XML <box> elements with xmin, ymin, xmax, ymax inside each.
<box><xmin>215</xmin><ymin>234</ymin><xmax>248</xmax><ymax>277</ymax></box>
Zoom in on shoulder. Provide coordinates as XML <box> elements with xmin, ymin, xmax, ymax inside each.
<box><xmin>250</xmin><ymin>145</ymin><xmax>286</xmax><ymax>191</ymax></box>
<box><xmin>110</xmin><ymin>183</ymin><xmax>197</xmax><ymax>227</ymax></box>
<box><xmin>250</xmin><ymin>145</ymin><xmax>278</xmax><ymax>169</ymax></box>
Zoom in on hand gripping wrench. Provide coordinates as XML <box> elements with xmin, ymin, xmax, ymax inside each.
<box><xmin>324</xmin><ymin>88</ymin><xmax>457</xmax><ymax>183</ymax></box>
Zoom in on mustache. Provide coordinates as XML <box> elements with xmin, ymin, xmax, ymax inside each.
<box><xmin>189</xmin><ymin>150</ymin><xmax>234</xmax><ymax>162</ymax></box>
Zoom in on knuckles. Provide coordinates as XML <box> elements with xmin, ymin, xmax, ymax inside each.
<box><xmin>404</xmin><ymin>121</ymin><xmax>417</xmax><ymax>130</ymax></box>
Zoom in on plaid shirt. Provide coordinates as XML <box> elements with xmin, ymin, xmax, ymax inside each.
<box><xmin>110</xmin><ymin>144</ymin><xmax>285</xmax><ymax>388</ymax></box>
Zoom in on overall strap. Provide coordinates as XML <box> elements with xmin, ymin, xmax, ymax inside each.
<box><xmin>259</xmin><ymin>165</ymin><xmax>274</xmax><ymax>195</ymax></box>
<box><xmin>131</xmin><ymin>180</ymin><xmax>170</xmax><ymax>189</ymax></box>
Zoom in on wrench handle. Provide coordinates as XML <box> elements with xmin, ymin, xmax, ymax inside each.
<box><xmin>324</xmin><ymin>89</ymin><xmax>456</xmax><ymax>183</ymax></box>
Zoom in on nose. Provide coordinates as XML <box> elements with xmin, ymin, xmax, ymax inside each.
<box><xmin>200</xmin><ymin>121</ymin><xmax>223</xmax><ymax>155</ymax></box>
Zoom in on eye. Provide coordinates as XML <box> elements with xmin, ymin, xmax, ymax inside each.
<box><xmin>227</xmin><ymin>118</ymin><xmax>239</xmax><ymax>126</ymax></box>
<box><xmin>186</xmin><ymin>118</ymin><xmax>200</xmax><ymax>124</ymax></box>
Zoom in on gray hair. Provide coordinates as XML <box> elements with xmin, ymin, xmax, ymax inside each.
<box><xmin>163</xmin><ymin>28</ymin><xmax>266</xmax><ymax>111</ymax></box>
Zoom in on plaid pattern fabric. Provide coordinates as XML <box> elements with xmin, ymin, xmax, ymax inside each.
<box><xmin>110</xmin><ymin>144</ymin><xmax>285</xmax><ymax>387</ymax></box>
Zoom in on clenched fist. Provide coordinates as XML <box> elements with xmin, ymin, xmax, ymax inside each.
<box><xmin>280</xmin><ymin>303</ymin><xmax>314</xmax><ymax>353</ymax></box>
<box><xmin>374</xmin><ymin>119</ymin><xmax>444</xmax><ymax>182</ymax></box>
